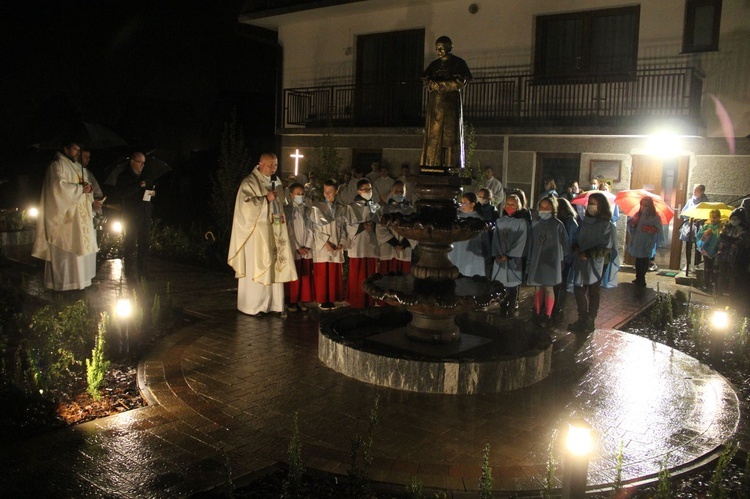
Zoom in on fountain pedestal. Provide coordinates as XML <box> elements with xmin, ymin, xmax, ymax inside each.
<box><xmin>318</xmin><ymin>173</ymin><xmax>553</xmax><ymax>393</ymax></box>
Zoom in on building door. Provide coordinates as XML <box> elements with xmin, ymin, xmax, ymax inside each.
<box><xmin>535</xmin><ymin>153</ymin><xmax>581</xmax><ymax>206</ymax></box>
<box><xmin>628</xmin><ymin>155</ymin><xmax>689</xmax><ymax>269</ymax></box>
<box><xmin>352</xmin><ymin>149</ymin><xmax>382</xmax><ymax>176</ymax></box>
<box><xmin>355</xmin><ymin>29</ymin><xmax>424</xmax><ymax>126</ymax></box>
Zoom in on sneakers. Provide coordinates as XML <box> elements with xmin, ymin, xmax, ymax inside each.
<box><xmin>319</xmin><ymin>301</ymin><xmax>335</xmax><ymax>310</ymax></box>
<box><xmin>648</xmin><ymin>262</ymin><xmax>658</xmax><ymax>272</ymax></box>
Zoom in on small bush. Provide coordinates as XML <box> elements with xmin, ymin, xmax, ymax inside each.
<box><xmin>86</xmin><ymin>313</ymin><xmax>110</xmax><ymax>401</ymax></box>
<box><xmin>22</xmin><ymin>300</ymin><xmax>92</xmax><ymax>394</ymax></box>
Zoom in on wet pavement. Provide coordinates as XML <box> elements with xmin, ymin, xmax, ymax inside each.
<box><xmin>0</xmin><ymin>251</ymin><xmax>743</xmax><ymax>496</ymax></box>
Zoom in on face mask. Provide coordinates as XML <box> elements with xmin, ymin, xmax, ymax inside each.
<box><xmin>361</xmin><ymin>191</ymin><xmax>373</xmax><ymax>201</ymax></box>
<box><xmin>587</xmin><ymin>205</ymin><xmax>598</xmax><ymax>216</ymax></box>
<box><xmin>730</xmin><ymin>218</ymin><xmax>740</xmax><ymax>227</ymax></box>
<box><xmin>392</xmin><ymin>194</ymin><xmax>405</xmax><ymax>203</ymax></box>
<box><xmin>538</xmin><ymin>211</ymin><xmax>552</xmax><ymax>220</ymax></box>
<box><xmin>505</xmin><ymin>206</ymin><xmax>516</xmax><ymax>216</ymax></box>
<box><xmin>478</xmin><ymin>198</ymin><xmax>489</xmax><ymax>206</ymax></box>
<box><xmin>293</xmin><ymin>195</ymin><xmax>305</xmax><ymax>205</ymax></box>
<box><xmin>590</xmin><ymin>184</ymin><xmax>598</xmax><ymax>190</ymax></box>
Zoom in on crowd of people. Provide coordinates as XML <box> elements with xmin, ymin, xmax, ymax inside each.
<box><xmin>227</xmin><ymin>158</ymin><xmax>750</xmax><ymax>326</ymax></box>
<box><xmin>32</xmin><ymin>142</ymin><xmax>749</xmax><ymax>322</ymax></box>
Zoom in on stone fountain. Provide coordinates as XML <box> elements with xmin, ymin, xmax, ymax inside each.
<box><xmin>318</xmin><ymin>37</ymin><xmax>552</xmax><ymax>394</ymax></box>
<box><xmin>318</xmin><ymin>173</ymin><xmax>553</xmax><ymax>394</ymax></box>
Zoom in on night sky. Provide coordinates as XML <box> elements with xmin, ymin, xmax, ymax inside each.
<box><xmin>0</xmin><ymin>0</ymin><xmax>278</xmax><ymax>221</ymax></box>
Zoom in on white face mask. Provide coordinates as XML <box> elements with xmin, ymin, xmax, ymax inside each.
<box><xmin>538</xmin><ymin>211</ymin><xmax>552</xmax><ymax>220</ymax></box>
<box><xmin>392</xmin><ymin>194</ymin><xmax>405</xmax><ymax>203</ymax></box>
<box><xmin>587</xmin><ymin>205</ymin><xmax>598</xmax><ymax>216</ymax></box>
<box><xmin>360</xmin><ymin>191</ymin><xmax>373</xmax><ymax>201</ymax></box>
<box><xmin>590</xmin><ymin>184</ymin><xmax>598</xmax><ymax>190</ymax></box>
<box><xmin>293</xmin><ymin>195</ymin><xmax>305</xmax><ymax>205</ymax></box>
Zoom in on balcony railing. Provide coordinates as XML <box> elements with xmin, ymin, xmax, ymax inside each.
<box><xmin>283</xmin><ymin>66</ymin><xmax>704</xmax><ymax>129</ymax></box>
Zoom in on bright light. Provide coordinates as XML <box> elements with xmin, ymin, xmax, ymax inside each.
<box><xmin>290</xmin><ymin>148</ymin><xmax>304</xmax><ymax>177</ymax></box>
<box><xmin>116</xmin><ymin>298</ymin><xmax>132</xmax><ymax>319</ymax></box>
<box><xmin>112</xmin><ymin>220</ymin><xmax>123</xmax><ymax>234</ymax></box>
<box><xmin>711</xmin><ymin>310</ymin><xmax>729</xmax><ymax>330</ymax></box>
<box><xmin>645</xmin><ymin>132</ymin><xmax>681</xmax><ymax>157</ymax></box>
<box><xmin>566</xmin><ymin>420</ymin><xmax>593</xmax><ymax>457</ymax></box>
<box><xmin>27</xmin><ymin>207</ymin><xmax>39</xmax><ymax>218</ymax></box>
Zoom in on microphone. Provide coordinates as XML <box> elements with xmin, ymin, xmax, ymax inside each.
<box><xmin>270</xmin><ymin>174</ymin><xmax>278</xmax><ymax>190</ymax></box>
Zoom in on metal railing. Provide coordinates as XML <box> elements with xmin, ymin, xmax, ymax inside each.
<box><xmin>283</xmin><ymin>66</ymin><xmax>704</xmax><ymax>128</ymax></box>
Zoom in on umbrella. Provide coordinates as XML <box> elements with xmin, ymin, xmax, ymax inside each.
<box><xmin>615</xmin><ymin>189</ymin><xmax>675</xmax><ymax>224</ymax></box>
<box><xmin>33</xmin><ymin>121</ymin><xmax>128</xmax><ymax>150</ymax></box>
<box><xmin>570</xmin><ymin>190</ymin><xmax>616</xmax><ymax>206</ymax></box>
<box><xmin>104</xmin><ymin>155</ymin><xmax>172</xmax><ymax>186</ymax></box>
<box><xmin>680</xmin><ymin>201</ymin><xmax>735</xmax><ymax>220</ymax></box>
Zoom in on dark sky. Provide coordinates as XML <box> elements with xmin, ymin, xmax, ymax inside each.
<box><xmin>0</xmin><ymin>0</ymin><xmax>278</xmax><ymax>158</ymax></box>
<box><xmin>0</xmin><ymin>0</ymin><xmax>279</xmax><ymax>222</ymax></box>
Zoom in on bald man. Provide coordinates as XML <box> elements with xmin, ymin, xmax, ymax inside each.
<box><xmin>228</xmin><ymin>153</ymin><xmax>298</xmax><ymax>315</ymax></box>
<box><xmin>116</xmin><ymin>151</ymin><xmax>154</xmax><ymax>277</ymax></box>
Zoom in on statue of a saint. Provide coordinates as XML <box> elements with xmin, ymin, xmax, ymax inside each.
<box><xmin>420</xmin><ymin>36</ymin><xmax>472</xmax><ymax>175</ymax></box>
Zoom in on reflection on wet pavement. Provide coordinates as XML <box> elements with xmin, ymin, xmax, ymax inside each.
<box><xmin>0</xmin><ymin>256</ymin><xmax>741</xmax><ymax>495</ymax></box>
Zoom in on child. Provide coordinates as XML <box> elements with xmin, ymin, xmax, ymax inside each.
<box><xmin>283</xmin><ymin>183</ymin><xmax>315</xmax><ymax>312</ymax></box>
<box><xmin>311</xmin><ymin>179</ymin><xmax>346</xmax><ymax>310</ymax></box>
<box><xmin>553</xmin><ymin>197</ymin><xmax>579</xmax><ymax>322</ymax></box>
<box><xmin>449</xmin><ymin>192</ymin><xmax>486</xmax><ymax>277</ymax></box>
<box><xmin>477</xmin><ymin>188</ymin><xmax>500</xmax><ymax>279</ymax></box>
<box><xmin>344</xmin><ymin>179</ymin><xmax>381</xmax><ymax>308</ymax></box>
<box><xmin>569</xmin><ymin>192</ymin><xmax>617</xmax><ymax>334</ymax></box>
<box><xmin>716</xmin><ymin>208</ymin><xmax>750</xmax><ymax>301</ymax></box>
<box><xmin>377</xmin><ymin>180</ymin><xmax>415</xmax><ymax>274</ymax></box>
<box><xmin>627</xmin><ymin>197</ymin><xmax>662</xmax><ymax>287</ymax></box>
<box><xmin>696</xmin><ymin>209</ymin><xmax>722</xmax><ymax>293</ymax></box>
<box><xmin>526</xmin><ymin>196</ymin><xmax>570</xmax><ymax>327</ymax></box>
<box><xmin>491</xmin><ymin>193</ymin><xmax>528</xmax><ymax>316</ymax></box>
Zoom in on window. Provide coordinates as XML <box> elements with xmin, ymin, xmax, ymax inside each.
<box><xmin>682</xmin><ymin>0</ymin><xmax>722</xmax><ymax>53</ymax></box>
<box><xmin>534</xmin><ymin>6</ymin><xmax>640</xmax><ymax>81</ymax></box>
<box><xmin>355</xmin><ymin>29</ymin><xmax>424</xmax><ymax>126</ymax></box>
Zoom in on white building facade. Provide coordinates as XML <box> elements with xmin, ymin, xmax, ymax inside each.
<box><xmin>241</xmin><ymin>0</ymin><xmax>750</xmax><ymax>269</ymax></box>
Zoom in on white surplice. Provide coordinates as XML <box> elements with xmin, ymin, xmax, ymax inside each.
<box><xmin>32</xmin><ymin>152</ymin><xmax>98</xmax><ymax>291</ymax></box>
<box><xmin>228</xmin><ymin>169</ymin><xmax>297</xmax><ymax>315</ymax></box>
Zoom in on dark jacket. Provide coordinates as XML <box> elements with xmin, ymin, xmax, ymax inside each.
<box><xmin>116</xmin><ymin>167</ymin><xmax>153</xmax><ymax>222</ymax></box>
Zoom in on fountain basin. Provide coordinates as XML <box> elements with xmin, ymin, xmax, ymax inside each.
<box><xmin>319</xmin><ymin>308</ymin><xmax>552</xmax><ymax>394</ymax></box>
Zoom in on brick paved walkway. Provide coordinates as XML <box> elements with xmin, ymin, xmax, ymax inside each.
<box><xmin>0</xmin><ymin>257</ymin><xmax>742</xmax><ymax>496</ymax></box>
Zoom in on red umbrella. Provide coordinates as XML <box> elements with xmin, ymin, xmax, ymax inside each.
<box><xmin>615</xmin><ymin>189</ymin><xmax>674</xmax><ymax>224</ymax></box>
<box><xmin>570</xmin><ymin>190</ymin><xmax>616</xmax><ymax>206</ymax></box>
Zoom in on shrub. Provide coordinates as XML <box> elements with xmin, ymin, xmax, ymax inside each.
<box><xmin>22</xmin><ymin>300</ymin><xmax>92</xmax><ymax>394</ymax></box>
<box><xmin>479</xmin><ymin>443</ymin><xmax>493</xmax><ymax>498</ymax></box>
<box><xmin>86</xmin><ymin>313</ymin><xmax>110</xmax><ymax>401</ymax></box>
<box><xmin>282</xmin><ymin>411</ymin><xmax>304</xmax><ymax>499</ymax></box>
<box><xmin>210</xmin><ymin>111</ymin><xmax>253</xmax><ymax>246</ymax></box>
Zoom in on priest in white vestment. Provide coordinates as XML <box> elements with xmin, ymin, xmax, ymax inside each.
<box><xmin>32</xmin><ymin>141</ymin><xmax>98</xmax><ymax>291</ymax></box>
<box><xmin>228</xmin><ymin>153</ymin><xmax>297</xmax><ymax>315</ymax></box>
